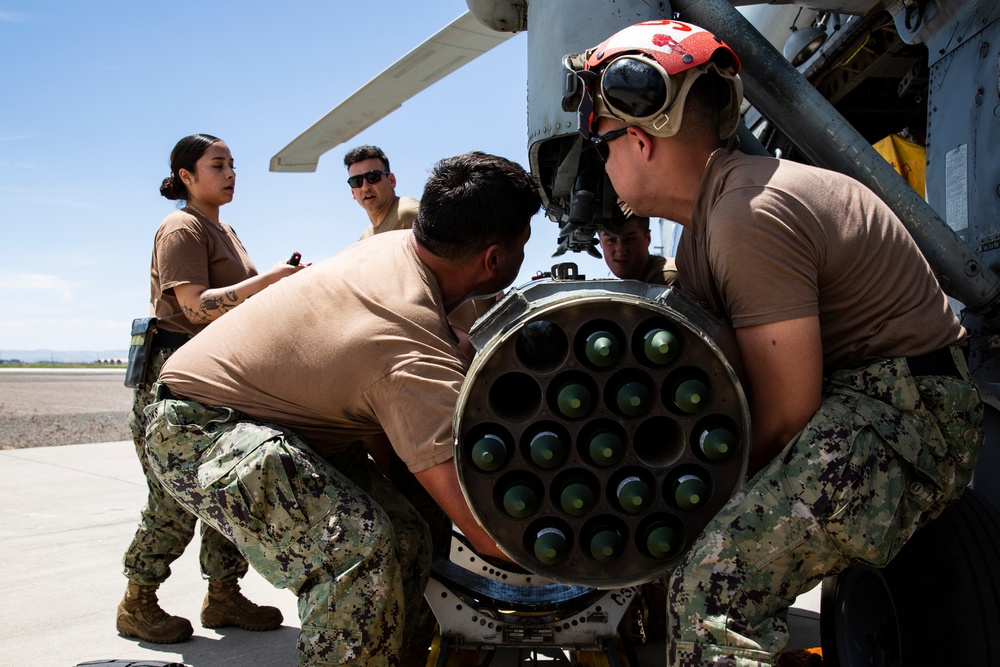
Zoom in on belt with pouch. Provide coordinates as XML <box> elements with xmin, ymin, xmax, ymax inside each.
<box><xmin>153</xmin><ymin>382</ymin><xmax>180</xmax><ymax>401</ymax></box>
<box><xmin>905</xmin><ymin>346</ymin><xmax>965</xmax><ymax>379</ymax></box>
<box><xmin>153</xmin><ymin>329</ymin><xmax>192</xmax><ymax>350</ymax></box>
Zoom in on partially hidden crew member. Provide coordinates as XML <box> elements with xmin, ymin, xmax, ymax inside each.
<box><xmin>118</xmin><ymin>133</ymin><xmax>304</xmax><ymax>645</ymax></box>
<box><xmin>598</xmin><ymin>212</ymin><xmax>678</xmax><ymax>285</ymax></box>
<box><xmin>144</xmin><ymin>151</ymin><xmax>541</xmax><ymax>666</ymax></box>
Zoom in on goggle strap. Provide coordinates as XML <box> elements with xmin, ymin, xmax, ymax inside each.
<box><xmin>576</xmin><ymin>70</ymin><xmax>600</xmax><ymax>140</ymax></box>
<box><xmin>578</xmin><ymin>87</ymin><xmax>595</xmax><ymax>141</ymax></box>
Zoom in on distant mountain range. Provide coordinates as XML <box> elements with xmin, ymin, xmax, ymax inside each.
<box><xmin>0</xmin><ymin>349</ymin><xmax>129</xmax><ymax>363</ymax></box>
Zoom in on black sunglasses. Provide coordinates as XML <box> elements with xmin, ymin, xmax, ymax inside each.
<box><xmin>347</xmin><ymin>169</ymin><xmax>391</xmax><ymax>188</ymax></box>
<box><xmin>590</xmin><ymin>127</ymin><xmax>629</xmax><ymax>162</ymax></box>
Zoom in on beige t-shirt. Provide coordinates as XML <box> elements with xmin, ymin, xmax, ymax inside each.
<box><xmin>357</xmin><ymin>196</ymin><xmax>420</xmax><ymax>241</ymax></box>
<box><xmin>149</xmin><ymin>208</ymin><xmax>257</xmax><ymax>337</ymax></box>
<box><xmin>676</xmin><ymin>150</ymin><xmax>963</xmax><ymax>372</ymax></box>
<box><xmin>159</xmin><ymin>230</ymin><xmax>468</xmax><ymax>472</ymax></box>
<box><xmin>355</xmin><ymin>194</ymin><xmax>485</xmax><ymax>333</ymax></box>
<box><xmin>641</xmin><ymin>254</ymin><xmax>678</xmax><ymax>286</ymax></box>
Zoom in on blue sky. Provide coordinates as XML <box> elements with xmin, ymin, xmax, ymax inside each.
<box><xmin>0</xmin><ymin>0</ymin><xmax>625</xmax><ymax>352</ymax></box>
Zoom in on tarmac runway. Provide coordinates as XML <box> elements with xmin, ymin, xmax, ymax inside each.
<box><xmin>0</xmin><ymin>368</ymin><xmax>132</xmax><ymax>448</ymax></box>
<box><xmin>0</xmin><ymin>368</ymin><xmax>131</xmax><ymax>415</ymax></box>
<box><xmin>0</xmin><ymin>440</ymin><xmax>301</xmax><ymax>667</ymax></box>
<box><xmin>0</xmin><ymin>369</ymin><xmax>822</xmax><ymax>666</ymax></box>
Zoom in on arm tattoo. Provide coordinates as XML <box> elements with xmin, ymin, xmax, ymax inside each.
<box><xmin>191</xmin><ymin>289</ymin><xmax>242</xmax><ymax>322</ymax></box>
<box><xmin>181</xmin><ymin>303</ymin><xmax>202</xmax><ymax>323</ymax></box>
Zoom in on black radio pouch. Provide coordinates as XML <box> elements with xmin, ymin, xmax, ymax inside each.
<box><xmin>124</xmin><ymin>316</ymin><xmax>157</xmax><ymax>389</ymax></box>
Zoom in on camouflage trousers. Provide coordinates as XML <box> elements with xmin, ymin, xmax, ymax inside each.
<box><xmin>121</xmin><ymin>346</ymin><xmax>247</xmax><ymax>585</ymax></box>
<box><xmin>144</xmin><ymin>389</ymin><xmax>434</xmax><ymax>667</ymax></box>
<box><xmin>666</xmin><ymin>350</ymin><xmax>984</xmax><ymax>666</ymax></box>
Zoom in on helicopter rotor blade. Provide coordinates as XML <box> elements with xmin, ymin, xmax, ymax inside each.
<box><xmin>269</xmin><ymin>11</ymin><xmax>515</xmax><ymax>173</ymax></box>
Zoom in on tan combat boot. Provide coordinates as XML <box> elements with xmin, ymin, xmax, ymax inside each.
<box><xmin>116</xmin><ymin>580</ymin><xmax>194</xmax><ymax>644</ymax></box>
<box><xmin>200</xmin><ymin>579</ymin><xmax>283</xmax><ymax>631</ymax></box>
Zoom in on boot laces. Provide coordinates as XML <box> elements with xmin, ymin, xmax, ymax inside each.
<box><xmin>215</xmin><ymin>582</ymin><xmax>261</xmax><ymax>612</ymax></box>
<box><xmin>134</xmin><ymin>587</ymin><xmax>173</xmax><ymax>624</ymax></box>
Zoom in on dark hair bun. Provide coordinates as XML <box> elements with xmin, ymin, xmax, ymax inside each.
<box><xmin>160</xmin><ymin>174</ymin><xmax>186</xmax><ymax>200</ymax></box>
<box><xmin>162</xmin><ymin>134</ymin><xmax>219</xmax><ymax>201</ymax></box>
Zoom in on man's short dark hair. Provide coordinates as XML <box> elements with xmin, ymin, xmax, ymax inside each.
<box><xmin>602</xmin><ymin>209</ymin><xmax>650</xmax><ymax>239</ymax></box>
<box><xmin>344</xmin><ymin>145</ymin><xmax>390</xmax><ymax>172</ymax></box>
<box><xmin>680</xmin><ymin>71</ymin><xmax>730</xmax><ymax>142</ymax></box>
<box><xmin>414</xmin><ymin>152</ymin><xmax>541</xmax><ymax>261</ymax></box>
<box><xmin>625</xmin><ymin>214</ymin><xmax>650</xmax><ymax>233</ymax></box>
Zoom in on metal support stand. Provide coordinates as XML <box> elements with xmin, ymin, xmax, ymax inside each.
<box><xmin>425</xmin><ymin>536</ymin><xmax>639</xmax><ymax>666</ymax></box>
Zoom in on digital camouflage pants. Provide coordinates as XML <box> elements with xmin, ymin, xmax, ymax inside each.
<box><xmin>121</xmin><ymin>346</ymin><xmax>247</xmax><ymax>585</ymax></box>
<box><xmin>144</xmin><ymin>389</ymin><xmax>434</xmax><ymax>667</ymax></box>
<box><xmin>666</xmin><ymin>351</ymin><xmax>984</xmax><ymax>667</ymax></box>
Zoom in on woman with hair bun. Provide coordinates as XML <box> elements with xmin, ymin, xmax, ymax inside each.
<box><xmin>117</xmin><ymin>134</ymin><xmax>304</xmax><ymax>644</ymax></box>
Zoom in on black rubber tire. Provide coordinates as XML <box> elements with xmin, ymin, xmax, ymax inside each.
<box><xmin>820</xmin><ymin>564</ymin><xmax>901</xmax><ymax>667</ymax></box>
<box><xmin>821</xmin><ymin>488</ymin><xmax>1000</xmax><ymax>666</ymax></box>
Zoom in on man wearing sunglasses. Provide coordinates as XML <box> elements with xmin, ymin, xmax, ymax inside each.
<box><xmin>343</xmin><ymin>145</ymin><xmax>496</xmax><ymax>359</ymax></box>
<box><xmin>344</xmin><ymin>144</ymin><xmax>420</xmax><ymax>240</ymax></box>
<box><xmin>564</xmin><ymin>19</ymin><xmax>983</xmax><ymax>667</ymax></box>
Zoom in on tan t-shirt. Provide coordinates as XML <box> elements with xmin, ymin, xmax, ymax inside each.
<box><xmin>357</xmin><ymin>196</ymin><xmax>420</xmax><ymax>241</ymax></box>
<box><xmin>159</xmin><ymin>230</ymin><xmax>467</xmax><ymax>472</ymax></box>
<box><xmin>676</xmin><ymin>150</ymin><xmax>963</xmax><ymax>372</ymax></box>
<box><xmin>641</xmin><ymin>254</ymin><xmax>678</xmax><ymax>286</ymax></box>
<box><xmin>149</xmin><ymin>208</ymin><xmax>257</xmax><ymax>336</ymax></box>
<box><xmin>355</xmin><ymin>194</ymin><xmax>485</xmax><ymax>333</ymax></box>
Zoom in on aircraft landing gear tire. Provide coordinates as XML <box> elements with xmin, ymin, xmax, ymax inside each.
<box><xmin>820</xmin><ymin>488</ymin><xmax>1000</xmax><ymax>667</ymax></box>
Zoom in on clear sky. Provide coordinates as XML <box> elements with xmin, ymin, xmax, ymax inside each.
<box><xmin>0</xmin><ymin>0</ymin><xmax>631</xmax><ymax>353</ymax></box>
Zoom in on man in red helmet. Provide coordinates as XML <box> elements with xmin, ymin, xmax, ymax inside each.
<box><xmin>565</xmin><ymin>19</ymin><xmax>983</xmax><ymax>667</ymax></box>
